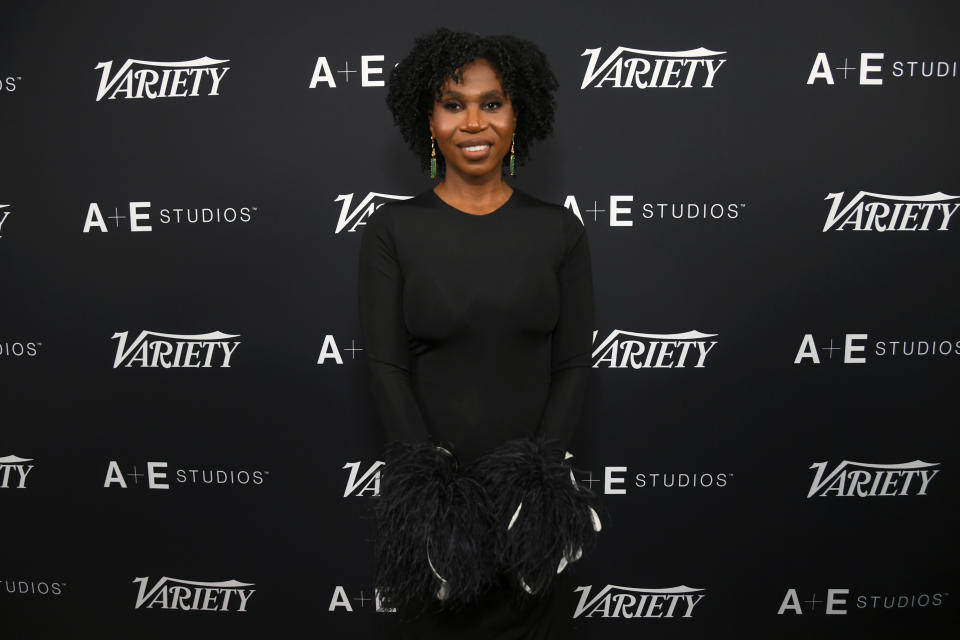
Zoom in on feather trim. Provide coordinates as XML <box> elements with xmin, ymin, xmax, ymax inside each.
<box><xmin>373</xmin><ymin>441</ymin><xmax>496</xmax><ymax>614</ymax></box>
<box><xmin>468</xmin><ymin>438</ymin><xmax>602</xmax><ymax>600</ymax></box>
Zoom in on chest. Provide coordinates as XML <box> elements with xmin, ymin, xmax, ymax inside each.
<box><xmin>397</xmin><ymin>216</ymin><xmax>563</xmax><ymax>340</ymax></box>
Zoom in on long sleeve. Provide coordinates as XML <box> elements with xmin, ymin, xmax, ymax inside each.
<box><xmin>357</xmin><ymin>208</ymin><xmax>431</xmax><ymax>442</ymax></box>
<box><xmin>537</xmin><ymin>209</ymin><xmax>596</xmax><ymax>450</ymax></box>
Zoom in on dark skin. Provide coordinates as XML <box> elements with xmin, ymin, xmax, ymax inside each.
<box><xmin>429</xmin><ymin>58</ymin><xmax>517</xmax><ymax>215</ymax></box>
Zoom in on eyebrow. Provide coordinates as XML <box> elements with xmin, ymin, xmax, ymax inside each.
<box><xmin>438</xmin><ymin>89</ymin><xmax>506</xmax><ymax>100</ymax></box>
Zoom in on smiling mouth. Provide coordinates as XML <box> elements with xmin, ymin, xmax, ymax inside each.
<box><xmin>462</xmin><ymin>144</ymin><xmax>490</xmax><ymax>152</ymax></box>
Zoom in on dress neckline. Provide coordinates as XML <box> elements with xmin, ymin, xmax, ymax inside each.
<box><xmin>430</xmin><ymin>188</ymin><xmax>517</xmax><ymax>217</ymax></box>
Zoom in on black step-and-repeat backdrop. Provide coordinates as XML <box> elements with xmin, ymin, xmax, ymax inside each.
<box><xmin>2</xmin><ymin>1</ymin><xmax>957</xmax><ymax>637</ymax></box>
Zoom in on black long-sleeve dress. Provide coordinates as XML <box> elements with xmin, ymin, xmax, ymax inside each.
<box><xmin>357</xmin><ymin>187</ymin><xmax>596</xmax><ymax>638</ymax></box>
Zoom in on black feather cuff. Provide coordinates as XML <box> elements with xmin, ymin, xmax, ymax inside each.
<box><xmin>374</xmin><ymin>441</ymin><xmax>496</xmax><ymax>613</ymax></box>
<box><xmin>468</xmin><ymin>438</ymin><xmax>603</xmax><ymax>599</ymax></box>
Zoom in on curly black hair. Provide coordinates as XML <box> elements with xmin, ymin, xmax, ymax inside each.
<box><xmin>386</xmin><ymin>28</ymin><xmax>559</xmax><ymax>178</ymax></box>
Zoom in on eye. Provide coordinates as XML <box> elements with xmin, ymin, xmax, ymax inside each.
<box><xmin>443</xmin><ymin>101</ymin><xmax>462</xmax><ymax>111</ymax></box>
<box><xmin>483</xmin><ymin>100</ymin><xmax>503</xmax><ymax>110</ymax></box>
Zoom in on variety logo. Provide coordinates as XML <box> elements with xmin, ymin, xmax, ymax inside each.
<box><xmin>807</xmin><ymin>52</ymin><xmax>960</xmax><ymax>85</ymax></box>
<box><xmin>822</xmin><ymin>191</ymin><xmax>957</xmax><ymax>232</ymax></box>
<box><xmin>573</xmin><ymin>585</ymin><xmax>705</xmax><ymax>618</ymax></box>
<box><xmin>0</xmin><ymin>204</ymin><xmax>11</xmax><ymax>237</ymax></box>
<box><xmin>328</xmin><ymin>586</ymin><xmax>394</xmax><ymax>612</ymax></box>
<box><xmin>795</xmin><ymin>333</ymin><xmax>960</xmax><ymax>364</ymax></box>
<box><xmin>580</xmin><ymin>46</ymin><xmax>726</xmax><ymax>89</ymax></box>
<box><xmin>0</xmin><ymin>455</ymin><xmax>34</xmax><ymax>489</ymax></box>
<box><xmin>778</xmin><ymin>587</ymin><xmax>950</xmax><ymax>615</ymax></box>
<box><xmin>593</xmin><ymin>330</ymin><xmax>718</xmax><ymax>369</ymax></box>
<box><xmin>104</xmin><ymin>460</ymin><xmax>267</xmax><ymax>489</ymax></box>
<box><xmin>112</xmin><ymin>330</ymin><xmax>241</xmax><ymax>369</ymax></box>
<box><xmin>2</xmin><ymin>579</ymin><xmax>64</xmax><ymax>596</ymax></box>
<box><xmin>334</xmin><ymin>192</ymin><xmax>412</xmax><ymax>234</ymax></box>
<box><xmin>592</xmin><ymin>467</ymin><xmax>733</xmax><ymax>495</ymax></box>
<box><xmin>317</xmin><ymin>335</ymin><xmax>363</xmax><ymax>365</ymax></box>
<box><xmin>564</xmin><ymin>195</ymin><xmax>743</xmax><ymax>226</ymax></box>
<box><xmin>342</xmin><ymin>461</ymin><xmax>383</xmax><ymax>497</ymax></box>
<box><xmin>82</xmin><ymin>201</ymin><xmax>257</xmax><ymax>233</ymax></box>
<box><xmin>1</xmin><ymin>341</ymin><xmax>41</xmax><ymax>358</ymax></box>
<box><xmin>309</xmin><ymin>55</ymin><xmax>389</xmax><ymax>88</ymax></box>
<box><xmin>95</xmin><ymin>56</ymin><xmax>229</xmax><ymax>101</ymax></box>
<box><xmin>806</xmin><ymin>460</ymin><xmax>939</xmax><ymax>498</ymax></box>
<box><xmin>133</xmin><ymin>576</ymin><xmax>254</xmax><ymax>612</ymax></box>
<box><xmin>1</xmin><ymin>76</ymin><xmax>20</xmax><ymax>92</ymax></box>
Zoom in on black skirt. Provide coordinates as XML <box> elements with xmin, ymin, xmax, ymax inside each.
<box><xmin>377</xmin><ymin>574</ymin><xmax>570</xmax><ymax>640</ymax></box>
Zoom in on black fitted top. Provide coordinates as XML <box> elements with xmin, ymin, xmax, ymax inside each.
<box><xmin>358</xmin><ymin>188</ymin><xmax>595</xmax><ymax>463</ymax></box>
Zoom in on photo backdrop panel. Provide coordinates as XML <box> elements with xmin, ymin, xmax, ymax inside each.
<box><xmin>1</xmin><ymin>1</ymin><xmax>956</xmax><ymax>637</ymax></box>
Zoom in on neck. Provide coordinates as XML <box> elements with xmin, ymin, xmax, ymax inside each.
<box><xmin>434</xmin><ymin>169</ymin><xmax>513</xmax><ymax>215</ymax></box>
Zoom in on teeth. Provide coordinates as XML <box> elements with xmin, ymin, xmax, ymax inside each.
<box><xmin>464</xmin><ymin>145</ymin><xmax>489</xmax><ymax>152</ymax></box>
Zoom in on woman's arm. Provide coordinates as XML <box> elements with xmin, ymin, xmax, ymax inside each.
<box><xmin>537</xmin><ymin>208</ymin><xmax>596</xmax><ymax>451</ymax></box>
<box><xmin>360</xmin><ymin>209</ymin><xmax>497</xmax><ymax>610</ymax></box>
<box><xmin>357</xmin><ymin>208</ymin><xmax>431</xmax><ymax>442</ymax></box>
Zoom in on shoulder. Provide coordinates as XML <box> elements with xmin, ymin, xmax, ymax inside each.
<box><xmin>512</xmin><ymin>189</ymin><xmax>564</xmax><ymax>214</ymax></box>
<box><xmin>362</xmin><ymin>190</ymin><xmax>434</xmax><ymax>239</ymax></box>
<box><xmin>512</xmin><ymin>189</ymin><xmax>586</xmax><ymax>250</ymax></box>
<box><xmin>512</xmin><ymin>189</ymin><xmax>583</xmax><ymax>226</ymax></box>
<box><xmin>370</xmin><ymin>190</ymin><xmax>435</xmax><ymax>220</ymax></box>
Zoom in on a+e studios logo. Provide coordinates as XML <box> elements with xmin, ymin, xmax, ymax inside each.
<box><xmin>309</xmin><ymin>55</ymin><xmax>390</xmax><ymax>88</ymax></box>
<box><xmin>807</xmin><ymin>52</ymin><xmax>960</xmax><ymax>85</ymax></box>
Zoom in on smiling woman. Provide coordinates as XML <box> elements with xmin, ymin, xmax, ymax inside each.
<box><xmin>429</xmin><ymin>59</ymin><xmax>517</xmax><ymax>200</ymax></box>
<box><xmin>358</xmin><ymin>28</ymin><xmax>600</xmax><ymax>640</ymax></box>
<box><xmin>385</xmin><ymin>28</ymin><xmax>557</xmax><ymax>190</ymax></box>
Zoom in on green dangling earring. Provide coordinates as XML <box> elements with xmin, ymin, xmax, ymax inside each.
<box><xmin>429</xmin><ymin>136</ymin><xmax>437</xmax><ymax>180</ymax></box>
<box><xmin>509</xmin><ymin>133</ymin><xmax>516</xmax><ymax>177</ymax></box>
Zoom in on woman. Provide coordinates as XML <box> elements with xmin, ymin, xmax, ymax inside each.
<box><xmin>358</xmin><ymin>28</ymin><xmax>600</xmax><ymax>639</ymax></box>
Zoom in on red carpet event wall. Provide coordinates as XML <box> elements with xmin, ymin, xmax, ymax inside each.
<box><xmin>1</xmin><ymin>1</ymin><xmax>956</xmax><ymax>637</ymax></box>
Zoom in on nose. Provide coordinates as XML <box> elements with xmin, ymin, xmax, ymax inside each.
<box><xmin>461</xmin><ymin>105</ymin><xmax>486</xmax><ymax>132</ymax></box>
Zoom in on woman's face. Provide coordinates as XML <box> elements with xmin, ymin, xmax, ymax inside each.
<box><xmin>429</xmin><ymin>58</ymin><xmax>517</xmax><ymax>182</ymax></box>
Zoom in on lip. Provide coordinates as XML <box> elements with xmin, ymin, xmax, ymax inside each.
<box><xmin>457</xmin><ymin>141</ymin><xmax>494</xmax><ymax>161</ymax></box>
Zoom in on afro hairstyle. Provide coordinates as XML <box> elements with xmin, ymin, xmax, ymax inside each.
<box><xmin>386</xmin><ymin>28</ymin><xmax>559</xmax><ymax>178</ymax></box>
